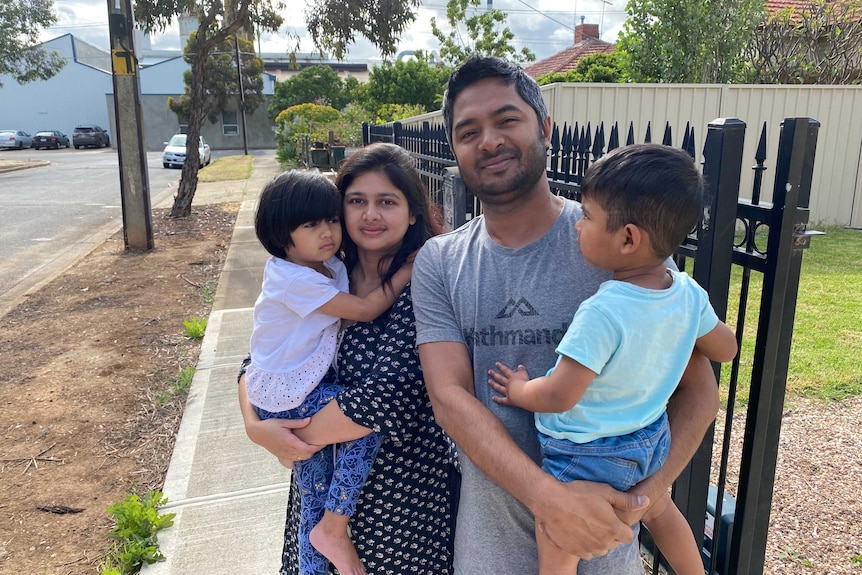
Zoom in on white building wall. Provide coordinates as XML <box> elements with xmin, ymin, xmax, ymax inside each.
<box><xmin>0</xmin><ymin>35</ymin><xmax>113</xmax><ymax>139</ymax></box>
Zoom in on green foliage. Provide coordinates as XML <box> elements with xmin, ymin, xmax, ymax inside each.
<box><xmin>745</xmin><ymin>0</ymin><xmax>862</xmax><ymax>84</ymax></box>
<box><xmin>182</xmin><ymin>317</ymin><xmax>207</xmax><ymax>340</ymax></box>
<box><xmin>268</xmin><ymin>65</ymin><xmax>352</xmax><ymax>120</ymax></box>
<box><xmin>306</xmin><ymin>0</ymin><xmax>420</xmax><ymax>60</ymax></box>
<box><xmin>275</xmin><ymin>103</ymin><xmax>341</xmax><ymax>142</ymax></box>
<box><xmin>365</xmin><ymin>52</ymin><xmax>450</xmax><ymax>112</ymax></box>
<box><xmin>0</xmin><ymin>0</ymin><xmax>66</xmax><ymax>87</ymax></box>
<box><xmin>168</xmin><ymin>34</ymin><xmax>265</xmax><ymax>124</ymax></box>
<box><xmin>851</xmin><ymin>553</ymin><xmax>862</xmax><ymax>566</ymax></box>
<box><xmin>375</xmin><ymin>103</ymin><xmax>427</xmax><ymax>124</ymax></box>
<box><xmin>101</xmin><ymin>491</ymin><xmax>175</xmax><ymax>575</ymax></box>
<box><xmin>537</xmin><ymin>53</ymin><xmax>630</xmax><ymax>85</ymax></box>
<box><xmin>173</xmin><ymin>366</ymin><xmax>196</xmax><ymax>395</ymax></box>
<box><xmin>617</xmin><ymin>0</ymin><xmax>765</xmax><ymax>83</ymax></box>
<box><xmin>431</xmin><ymin>0</ymin><xmax>535</xmax><ymax>67</ymax></box>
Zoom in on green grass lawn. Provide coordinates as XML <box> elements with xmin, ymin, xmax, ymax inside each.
<box><xmin>197</xmin><ymin>154</ymin><xmax>253</xmax><ymax>182</ymax></box>
<box><xmin>721</xmin><ymin>227</ymin><xmax>862</xmax><ymax>404</ymax></box>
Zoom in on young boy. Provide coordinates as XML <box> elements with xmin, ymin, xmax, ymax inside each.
<box><xmin>488</xmin><ymin>143</ymin><xmax>738</xmax><ymax>575</ymax></box>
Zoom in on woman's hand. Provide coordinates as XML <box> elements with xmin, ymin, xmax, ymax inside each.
<box><xmin>238</xmin><ymin>373</ymin><xmax>322</xmax><ymax>467</ymax></box>
<box><xmin>245</xmin><ymin>416</ymin><xmax>322</xmax><ymax>467</ymax></box>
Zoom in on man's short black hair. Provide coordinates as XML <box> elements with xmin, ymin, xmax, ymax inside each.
<box><xmin>442</xmin><ymin>54</ymin><xmax>548</xmax><ymax>147</ymax></box>
<box><xmin>254</xmin><ymin>170</ymin><xmax>341</xmax><ymax>259</ymax></box>
<box><xmin>581</xmin><ymin>144</ymin><xmax>704</xmax><ymax>259</ymax></box>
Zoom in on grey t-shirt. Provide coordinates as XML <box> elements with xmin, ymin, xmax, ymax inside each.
<box><xmin>413</xmin><ymin>199</ymin><xmax>643</xmax><ymax>575</ymax></box>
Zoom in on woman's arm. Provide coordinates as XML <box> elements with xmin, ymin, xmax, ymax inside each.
<box><xmin>297</xmin><ymin>287</ymin><xmax>424</xmax><ymax>446</ymax></box>
<box><xmin>238</xmin><ymin>373</ymin><xmax>321</xmax><ymax>464</ymax></box>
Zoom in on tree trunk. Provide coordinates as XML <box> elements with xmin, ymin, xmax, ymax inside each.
<box><xmin>170</xmin><ymin>56</ymin><xmax>207</xmax><ymax>218</ymax></box>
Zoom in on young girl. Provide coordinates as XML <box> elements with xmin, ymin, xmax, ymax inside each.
<box><xmin>247</xmin><ymin>170</ymin><xmax>411</xmax><ymax>575</ymax></box>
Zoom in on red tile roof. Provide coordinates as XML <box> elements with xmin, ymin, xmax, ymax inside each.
<box><xmin>524</xmin><ymin>37</ymin><xmax>616</xmax><ymax>79</ymax></box>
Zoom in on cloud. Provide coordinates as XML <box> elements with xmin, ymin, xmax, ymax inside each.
<box><xmin>43</xmin><ymin>0</ymin><xmax>628</xmax><ymax>62</ymax></box>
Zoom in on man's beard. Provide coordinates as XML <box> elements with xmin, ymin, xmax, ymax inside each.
<box><xmin>461</xmin><ymin>135</ymin><xmax>548</xmax><ymax>206</ymax></box>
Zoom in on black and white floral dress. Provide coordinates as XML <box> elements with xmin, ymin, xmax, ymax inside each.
<box><xmin>279</xmin><ymin>284</ymin><xmax>459</xmax><ymax>575</ymax></box>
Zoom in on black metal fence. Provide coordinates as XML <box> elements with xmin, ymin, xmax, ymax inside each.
<box><xmin>364</xmin><ymin>115</ymin><xmax>821</xmax><ymax>575</ymax></box>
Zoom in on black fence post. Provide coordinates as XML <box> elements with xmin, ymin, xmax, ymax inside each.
<box><xmin>674</xmin><ymin>117</ymin><xmax>746</xmax><ymax>553</ymax></box>
<box><xmin>729</xmin><ymin>117</ymin><xmax>820</xmax><ymax>574</ymax></box>
<box><xmin>441</xmin><ymin>167</ymin><xmax>467</xmax><ymax>231</ymax></box>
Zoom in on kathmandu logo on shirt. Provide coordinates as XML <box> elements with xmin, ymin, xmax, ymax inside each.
<box><xmin>496</xmin><ymin>297</ymin><xmax>539</xmax><ymax>318</ymax></box>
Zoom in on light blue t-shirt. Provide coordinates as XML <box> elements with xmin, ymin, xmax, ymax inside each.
<box><xmin>536</xmin><ymin>269</ymin><xmax>719</xmax><ymax>444</ymax></box>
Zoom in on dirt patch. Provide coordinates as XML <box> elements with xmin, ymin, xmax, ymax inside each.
<box><xmin>0</xmin><ymin>204</ymin><xmax>237</xmax><ymax>575</ymax></box>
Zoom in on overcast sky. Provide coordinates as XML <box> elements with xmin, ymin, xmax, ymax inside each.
<box><xmin>42</xmin><ymin>0</ymin><xmax>629</xmax><ymax>64</ymax></box>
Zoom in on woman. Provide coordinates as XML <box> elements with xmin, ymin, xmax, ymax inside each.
<box><xmin>238</xmin><ymin>143</ymin><xmax>457</xmax><ymax>575</ymax></box>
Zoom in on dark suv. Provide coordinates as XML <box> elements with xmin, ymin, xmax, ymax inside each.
<box><xmin>72</xmin><ymin>125</ymin><xmax>110</xmax><ymax>149</ymax></box>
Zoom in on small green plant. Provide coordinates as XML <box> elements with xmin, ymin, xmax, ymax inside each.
<box><xmin>101</xmin><ymin>491</ymin><xmax>175</xmax><ymax>575</ymax></box>
<box><xmin>172</xmin><ymin>365</ymin><xmax>196</xmax><ymax>395</ymax></box>
<box><xmin>200</xmin><ymin>281</ymin><xmax>217</xmax><ymax>306</ymax></box>
<box><xmin>155</xmin><ymin>366</ymin><xmax>196</xmax><ymax>406</ymax></box>
<box><xmin>851</xmin><ymin>553</ymin><xmax>862</xmax><ymax>567</ymax></box>
<box><xmin>778</xmin><ymin>545</ymin><xmax>814</xmax><ymax>568</ymax></box>
<box><xmin>182</xmin><ymin>317</ymin><xmax>207</xmax><ymax>339</ymax></box>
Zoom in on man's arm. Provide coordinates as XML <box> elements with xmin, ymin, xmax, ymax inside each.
<box><xmin>618</xmin><ymin>350</ymin><xmax>720</xmax><ymax>524</ymax></box>
<box><xmin>420</xmin><ymin>341</ymin><xmax>647</xmax><ymax>559</ymax></box>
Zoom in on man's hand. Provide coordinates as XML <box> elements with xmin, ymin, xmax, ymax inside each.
<box><xmin>532</xmin><ymin>478</ymin><xmax>649</xmax><ymax>558</ymax></box>
<box><xmin>487</xmin><ymin>362</ymin><xmax>530</xmax><ymax>407</ymax></box>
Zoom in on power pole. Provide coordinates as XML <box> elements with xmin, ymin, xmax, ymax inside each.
<box><xmin>234</xmin><ymin>34</ymin><xmax>249</xmax><ymax>155</ymax></box>
<box><xmin>107</xmin><ymin>0</ymin><xmax>153</xmax><ymax>250</ymax></box>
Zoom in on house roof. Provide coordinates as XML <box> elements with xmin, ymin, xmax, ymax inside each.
<box><xmin>524</xmin><ymin>37</ymin><xmax>616</xmax><ymax>79</ymax></box>
<box><xmin>764</xmin><ymin>0</ymin><xmax>812</xmax><ymax>11</ymax></box>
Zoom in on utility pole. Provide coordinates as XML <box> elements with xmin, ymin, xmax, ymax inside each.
<box><xmin>234</xmin><ymin>34</ymin><xmax>249</xmax><ymax>155</ymax></box>
<box><xmin>107</xmin><ymin>0</ymin><xmax>153</xmax><ymax>250</ymax></box>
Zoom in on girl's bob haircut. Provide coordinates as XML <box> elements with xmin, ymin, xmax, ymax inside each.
<box><xmin>254</xmin><ymin>170</ymin><xmax>341</xmax><ymax>259</ymax></box>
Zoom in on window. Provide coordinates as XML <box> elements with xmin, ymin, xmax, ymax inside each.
<box><xmin>222</xmin><ymin>111</ymin><xmax>238</xmax><ymax>136</ymax></box>
<box><xmin>178</xmin><ymin>124</ymin><xmax>188</xmax><ymax>134</ymax></box>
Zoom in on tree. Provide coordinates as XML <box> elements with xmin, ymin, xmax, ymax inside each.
<box><xmin>136</xmin><ymin>0</ymin><xmax>422</xmax><ymax>217</ymax></box>
<box><xmin>169</xmin><ymin>35</ymin><xmax>265</xmax><ymax>123</ymax></box>
<box><xmin>617</xmin><ymin>0</ymin><xmax>765</xmax><ymax>83</ymax></box>
<box><xmin>536</xmin><ymin>53</ymin><xmax>630</xmax><ymax>85</ymax></box>
<box><xmin>135</xmin><ymin>0</ymin><xmax>284</xmax><ymax>217</ymax></box>
<box><xmin>268</xmin><ymin>65</ymin><xmax>350</xmax><ymax>120</ymax></box>
<box><xmin>0</xmin><ymin>0</ymin><xmax>66</xmax><ymax>88</ymax></box>
<box><xmin>306</xmin><ymin>0</ymin><xmax>420</xmax><ymax>60</ymax></box>
<box><xmin>430</xmin><ymin>0</ymin><xmax>535</xmax><ymax>67</ymax></box>
<box><xmin>746</xmin><ymin>0</ymin><xmax>862</xmax><ymax>84</ymax></box>
<box><xmin>364</xmin><ymin>52</ymin><xmax>450</xmax><ymax>112</ymax></box>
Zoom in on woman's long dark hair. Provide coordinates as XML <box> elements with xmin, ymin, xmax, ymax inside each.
<box><xmin>335</xmin><ymin>143</ymin><xmax>443</xmax><ymax>287</ymax></box>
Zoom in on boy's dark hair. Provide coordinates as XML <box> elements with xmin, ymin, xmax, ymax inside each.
<box><xmin>442</xmin><ymin>54</ymin><xmax>548</xmax><ymax>146</ymax></box>
<box><xmin>254</xmin><ymin>170</ymin><xmax>341</xmax><ymax>259</ymax></box>
<box><xmin>581</xmin><ymin>144</ymin><xmax>704</xmax><ymax>259</ymax></box>
<box><xmin>335</xmin><ymin>143</ymin><xmax>443</xmax><ymax>287</ymax></box>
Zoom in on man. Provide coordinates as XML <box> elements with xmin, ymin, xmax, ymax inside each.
<box><xmin>412</xmin><ymin>55</ymin><xmax>719</xmax><ymax>574</ymax></box>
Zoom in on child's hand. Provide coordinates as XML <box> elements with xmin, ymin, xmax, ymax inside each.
<box><xmin>488</xmin><ymin>362</ymin><xmax>530</xmax><ymax>406</ymax></box>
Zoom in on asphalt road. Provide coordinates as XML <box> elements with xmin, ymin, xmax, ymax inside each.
<box><xmin>0</xmin><ymin>146</ymin><xmax>236</xmax><ymax>318</ymax></box>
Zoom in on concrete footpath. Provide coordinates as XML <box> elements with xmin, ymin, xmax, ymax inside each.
<box><xmin>142</xmin><ymin>155</ymin><xmax>305</xmax><ymax>575</ymax></box>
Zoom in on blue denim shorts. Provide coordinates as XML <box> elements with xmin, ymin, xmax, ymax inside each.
<box><xmin>539</xmin><ymin>412</ymin><xmax>670</xmax><ymax>492</ymax></box>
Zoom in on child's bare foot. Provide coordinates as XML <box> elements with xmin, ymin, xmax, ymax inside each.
<box><xmin>310</xmin><ymin>511</ymin><xmax>366</xmax><ymax>575</ymax></box>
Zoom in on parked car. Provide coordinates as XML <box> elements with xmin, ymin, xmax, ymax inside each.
<box><xmin>162</xmin><ymin>134</ymin><xmax>211</xmax><ymax>169</ymax></box>
<box><xmin>0</xmin><ymin>130</ymin><xmax>33</xmax><ymax>149</ymax></box>
<box><xmin>72</xmin><ymin>125</ymin><xmax>110</xmax><ymax>149</ymax></box>
<box><xmin>32</xmin><ymin>130</ymin><xmax>71</xmax><ymax>150</ymax></box>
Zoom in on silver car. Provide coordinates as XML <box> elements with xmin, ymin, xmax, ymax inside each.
<box><xmin>0</xmin><ymin>130</ymin><xmax>33</xmax><ymax>150</ymax></box>
<box><xmin>162</xmin><ymin>134</ymin><xmax>212</xmax><ymax>168</ymax></box>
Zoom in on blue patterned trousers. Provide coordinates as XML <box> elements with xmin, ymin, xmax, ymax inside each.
<box><xmin>255</xmin><ymin>381</ymin><xmax>382</xmax><ymax>575</ymax></box>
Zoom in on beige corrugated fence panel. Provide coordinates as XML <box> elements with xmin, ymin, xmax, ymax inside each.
<box><xmin>720</xmin><ymin>85</ymin><xmax>862</xmax><ymax>228</ymax></box>
<box><xmin>394</xmin><ymin>83</ymin><xmax>862</xmax><ymax>227</ymax></box>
